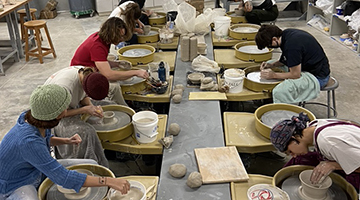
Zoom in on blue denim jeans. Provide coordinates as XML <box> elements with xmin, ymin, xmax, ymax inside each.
<box><xmin>317</xmin><ymin>75</ymin><xmax>330</xmax><ymax>89</ymax></box>
<box><xmin>0</xmin><ymin>159</ymin><xmax>97</xmax><ymax>200</ymax></box>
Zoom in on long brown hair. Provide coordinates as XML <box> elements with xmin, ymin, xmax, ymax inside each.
<box><xmin>25</xmin><ymin>110</ymin><xmax>61</xmax><ymax>129</ymax></box>
<box><xmin>121</xmin><ymin>2</ymin><xmax>141</xmax><ymax>32</ymax></box>
<box><xmin>98</xmin><ymin>17</ymin><xmax>132</xmax><ymax>44</ymax></box>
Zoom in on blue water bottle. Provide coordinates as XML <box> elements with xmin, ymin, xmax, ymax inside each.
<box><xmin>158</xmin><ymin>61</ymin><xmax>166</xmax><ymax>82</ymax></box>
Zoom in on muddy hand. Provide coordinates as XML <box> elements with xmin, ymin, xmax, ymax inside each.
<box><xmin>310</xmin><ymin>161</ymin><xmax>335</xmax><ymax>184</ymax></box>
<box><xmin>69</xmin><ymin>133</ymin><xmax>82</xmax><ymax>145</ymax></box>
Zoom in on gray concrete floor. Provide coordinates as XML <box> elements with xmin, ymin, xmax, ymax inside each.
<box><xmin>1</xmin><ymin>2</ymin><xmax>360</xmax><ymax>177</ymax></box>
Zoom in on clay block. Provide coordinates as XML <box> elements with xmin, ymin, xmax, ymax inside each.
<box><xmin>40</xmin><ymin>10</ymin><xmax>57</xmax><ymax>19</ymax></box>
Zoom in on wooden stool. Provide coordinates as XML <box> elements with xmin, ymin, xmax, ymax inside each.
<box><xmin>299</xmin><ymin>76</ymin><xmax>339</xmax><ymax>118</ymax></box>
<box><xmin>17</xmin><ymin>8</ymin><xmax>38</xmax><ymax>41</ymax></box>
<box><xmin>24</xmin><ymin>20</ymin><xmax>56</xmax><ymax>64</ymax></box>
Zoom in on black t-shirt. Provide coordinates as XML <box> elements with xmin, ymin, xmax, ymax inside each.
<box><xmin>279</xmin><ymin>29</ymin><xmax>330</xmax><ymax>79</ymax></box>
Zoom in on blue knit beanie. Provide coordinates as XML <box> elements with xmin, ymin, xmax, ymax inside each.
<box><xmin>270</xmin><ymin>112</ymin><xmax>310</xmax><ymax>152</ymax></box>
<box><xmin>30</xmin><ymin>84</ymin><xmax>71</xmax><ymax>121</ymax></box>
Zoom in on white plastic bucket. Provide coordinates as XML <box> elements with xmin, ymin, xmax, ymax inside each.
<box><xmin>224</xmin><ymin>68</ymin><xmax>245</xmax><ymax>93</ymax></box>
<box><xmin>132</xmin><ymin>111</ymin><xmax>158</xmax><ymax>143</ymax></box>
<box><xmin>214</xmin><ymin>16</ymin><xmax>231</xmax><ymax>37</ymax></box>
<box><xmin>212</xmin><ymin>8</ymin><xmax>226</xmax><ymax>17</ymax></box>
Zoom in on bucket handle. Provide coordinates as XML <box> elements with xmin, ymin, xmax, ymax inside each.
<box><xmin>137</xmin><ymin>129</ymin><xmax>159</xmax><ymax>138</ymax></box>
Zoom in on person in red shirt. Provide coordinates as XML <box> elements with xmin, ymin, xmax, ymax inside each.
<box><xmin>70</xmin><ymin>17</ymin><xmax>149</xmax><ymax>105</ymax></box>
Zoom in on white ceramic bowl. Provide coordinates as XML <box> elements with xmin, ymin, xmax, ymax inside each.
<box><xmin>247</xmin><ymin>184</ymin><xmax>290</xmax><ymax>200</ymax></box>
<box><xmin>107</xmin><ymin>180</ymin><xmax>146</xmax><ymax>200</ymax></box>
<box><xmin>299</xmin><ymin>170</ymin><xmax>332</xmax><ymax>200</ymax></box>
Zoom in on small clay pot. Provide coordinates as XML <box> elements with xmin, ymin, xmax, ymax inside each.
<box><xmin>299</xmin><ymin>170</ymin><xmax>332</xmax><ymax>199</ymax></box>
<box><xmin>234</xmin><ymin>8</ymin><xmax>244</xmax><ymax>16</ymax></box>
<box><xmin>103</xmin><ymin>111</ymin><xmax>115</xmax><ymax>124</ymax></box>
<box><xmin>188</xmin><ymin>72</ymin><xmax>205</xmax><ymax>85</ymax></box>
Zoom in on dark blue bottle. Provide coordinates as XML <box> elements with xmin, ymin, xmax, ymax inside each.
<box><xmin>158</xmin><ymin>61</ymin><xmax>166</xmax><ymax>82</ymax></box>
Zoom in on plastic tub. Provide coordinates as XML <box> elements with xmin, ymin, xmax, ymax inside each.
<box><xmin>224</xmin><ymin>68</ymin><xmax>245</xmax><ymax>93</ymax></box>
<box><xmin>214</xmin><ymin>16</ymin><xmax>231</xmax><ymax>37</ymax></box>
<box><xmin>132</xmin><ymin>111</ymin><xmax>159</xmax><ymax>143</ymax></box>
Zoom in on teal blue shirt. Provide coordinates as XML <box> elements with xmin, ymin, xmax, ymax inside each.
<box><xmin>0</xmin><ymin>112</ymin><xmax>87</xmax><ymax>194</ymax></box>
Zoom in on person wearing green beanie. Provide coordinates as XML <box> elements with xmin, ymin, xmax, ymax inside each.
<box><xmin>44</xmin><ymin>67</ymin><xmax>111</xmax><ymax>167</ymax></box>
<box><xmin>0</xmin><ymin>84</ymin><xmax>130</xmax><ymax>199</ymax></box>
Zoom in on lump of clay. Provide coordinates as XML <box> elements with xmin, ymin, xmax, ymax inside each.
<box><xmin>158</xmin><ymin>135</ymin><xmax>173</xmax><ymax>148</ymax></box>
<box><xmin>200</xmin><ymin>81</ymin><xmax>214</xmax><ymax>91</ymax></box>
<box><xmin>174</xmin><ymin>84</ymin><xmax>185</xmax><ymax>91</ymax></box>
<box><xmin>186</xmin><ymin>172</ymin><xmax>202</xmax><ymax>188</ymax></box>
<box><xmin>168</xmin><ymin>123</ymin><xmax>181</xmax><ymax>136</ymax></box>
<box><xmin>171</xmin><ymin>89</ymin><xmax>183</xmax><ymax>97</ymax></box>
<box><xmin>169</xmin><ymin>163</ymin><xmax>187</xmax><ymax>178</ymax></box>
<box><xmin>172</xmin><ymin>94</ymin><xmax>182</xmax><ymax>104</ymax></box>
<box><xmin>201</xmin><ymin>77</ymin><xmax>213</xmax><ymax>84</ymax></box>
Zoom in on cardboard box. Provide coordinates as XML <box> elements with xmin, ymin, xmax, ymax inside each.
<box><xmin>40</xmin><ymin>9</ymin><xmax>57</xmax><ymax>19</ymax></box>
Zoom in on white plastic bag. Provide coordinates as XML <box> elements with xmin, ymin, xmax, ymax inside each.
<box><xmin>175</xmin><ymin>2</ymin><xmax>196</xmax><ymax>34</ymax></box>
<box><xmin>191</xmin><ymin>55</ymin><xmax>220</xmax><ymax>73</ymax></box>
<box><xmin>194</xmin><ymin>8</ymin><xmax>213</xmax><ymax>34</ymax></box>
<box><xmin>162</xmin><ymin>0</ymin><xmax>178</xmax><ymax>12</ymax></box>
<box><xmin>315</xmin><ymin>0</ymin><xmax>333</xmax><ymax>15</ymax></box>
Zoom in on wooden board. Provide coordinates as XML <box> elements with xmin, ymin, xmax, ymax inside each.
<box><xmin>194</xmin><ymin>146</ymin><xmax>249</xmax><ymax>184</ymax></box>
<box><xmin>188</xmin><ymin>92</ymin><xmax>227</xmax><ymax>100</ymax></box>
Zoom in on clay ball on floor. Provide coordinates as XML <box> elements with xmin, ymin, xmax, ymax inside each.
<box><xmin>186</xmin><ymin>172</ymin><xmax>202</xmax><ymax>188</ymax></box>
<box><xmin>169</xmin><ymin>163</ymin><xmax>187</xmax><ymax>178</ymax></box>
<box><xmin>174</xmin><ymin>84</ymin><xmax>185</xmax><ymax>91</ymax></box>
<box><xmin>171</xmin><ymin>89</ymin><xmax>183</xmax><ymax>97</ymax></box>
<box><xmin>168</xmin><ymin>123</ymin><xmax>181</xmax><ymax>136</ymax></box>
<box><xmin>172</xmin><ymin>94</ymin><xmax>182</xmax><ymax>104</ymax></box>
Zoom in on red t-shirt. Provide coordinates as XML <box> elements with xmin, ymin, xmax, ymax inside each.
<box><xmin>70</xmin><ymin>32</ymin><xmax>110</xmax><ymax>70</ymax></box>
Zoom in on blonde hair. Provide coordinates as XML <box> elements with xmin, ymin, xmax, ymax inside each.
<box><xmin>98</xmin><ymin>17</ymin><xmax>132</xmax><ymax>44</ymax></box>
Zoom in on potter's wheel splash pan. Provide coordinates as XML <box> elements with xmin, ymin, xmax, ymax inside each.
<box><xmin>273</xmin><ymin>165</ymin><xmax>357</xmax><ymax>200</ymax></box>
<box><xmin>117</xmin><ymin>44</ymin><xmax>155</xmax><ymax>66</ymax></box>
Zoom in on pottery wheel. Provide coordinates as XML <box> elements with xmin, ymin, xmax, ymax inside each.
<box><xmin>281</xmin><ymin>174</ymin><xmax>348</xmax><ymax>200</ymax></box>
<box><xmin>122</xmin><ymin>49</ymin><xmax>152</xmax><ymax>57</ymax></box>
<box><xmin>246</xmin><ymin>72</ymin><xmax>280</xmax><ymax>83</ymax></box>
<box><xmin>238</xmin><ymin>45</ymin><xmax>269</xmax><ymax>54</ymax></box>
<box><xmin>261</xmin><ymin>110</ymin><xmax>298</xmax><ymax>128</ymax></box>
<box><xmin>233</xmin><ymin>27</ymin><xmax>258</xmax><ymax>33</ymax></box>
<box><xmin>138</xmin><ymin>30</ymin><xmax>158</xmax><ymax>36</ymax></box>
<box><xmin>87</xmin><ymin>111</ymin><xmax>131</xmax><ymax>131</ymax></box>
<box><xmin>118</xmin><ymin>76</ymin><xmax>145</xmax><ymax>86</ymax></box>
<box><xmin>46</xmin><ymin>175</ymin><xmax>108</xmax><ymax>200</ymax></box>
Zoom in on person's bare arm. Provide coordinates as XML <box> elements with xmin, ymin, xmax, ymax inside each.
<box><xmin>95</xmin><ymin>61</ymin><xmax>149</xmax><ymax>81</ymax></box>
<box><xmin>64</xmin><ymin>97</ymin><xmax>103</xmax><ymax>118</ymax></box>
<box><xmin>261</xmin><ymin>64</ymin><xmax>301</xmax><ymax>80</ymax></box>
<box><xmin>82</xmin><ymin>176</ymin><xmax>130</xmax><ymax>194</ymax></box>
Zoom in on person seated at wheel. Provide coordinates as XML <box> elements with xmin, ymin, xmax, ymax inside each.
<box><xmin>238</xmin><ymin>0</ymin><xmax>278</xmax><ymax>25</ymax></box>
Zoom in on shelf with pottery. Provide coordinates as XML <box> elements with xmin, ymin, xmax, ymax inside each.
<box><xmin>146</xmin><ymin>36</ymin><xmax>180</xmax><ymax>50</ymax></box>
<box><xmin>119</xmin><ymin>176</ymin><xmax>159</xmax><ymax>200</ymax></box>
<box><xmin>121</xmin><ymin>76</ymin><xmax>173</xmax><ymax>103</ymax></box>
<box><xmin>217</xmin><ymin>74</ymin><xmax>272</xmax><ymax>101</ymax></box>
<box><xmin>101</xmin><ymin>114</ymin><xmax>167</xmax><ymax>155</ymax></box>
<box><xmin>136</xmin><ymin>51</ymin><xmax>176</xmax><ymax>71</ymax></box>
<box><xmin>211</xmin><ymin>32</ymin><xmax>244</xmax><ymax>47</ymax></box>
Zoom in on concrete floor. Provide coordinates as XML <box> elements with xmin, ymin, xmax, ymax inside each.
<box><xmin>1</xmin><ymin>3</ymin><xmax>360</xmax><ymax>177</ymax></box>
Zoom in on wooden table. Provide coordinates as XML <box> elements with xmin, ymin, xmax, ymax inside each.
<box><xmin>137</xmin><ymin>51</ymin><xmax>176</xmax><ymax>71</ymax></box>
<box><xmin>214</xmin><ymin>49</ymin><xmax>260</xmax><ymax>69</ymax></box>
<box><xmin>0</xmin><ymin>0</ymin><xmax>33</xmax><ymax>75</ymax></box>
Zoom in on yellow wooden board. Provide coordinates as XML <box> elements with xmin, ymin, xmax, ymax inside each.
<box><xmin>147</xmin><ymin>36</ymin><xmax>180</xmax><ymax>50</ymax></box>
<box><xmin>122</xmin><ymin>76</ymin><xmax>173</xmax><ymax>103</ymax></box>
<box><xmin>120</xmin><ymin>176</ymin><xmax>159</xmax><ymax>200</ymax></box>
<box><xmin>194</xmin><ymin>146</ymin><xmax>249</xmax><ymax>184</ymax></box>
<box><xmin>214</xmin><ymin>49</ymin><xmax>258</xmax><ymax>69</ymax></box>
<box><xmin>101</xmin><ymin>115</ymin><xmax>167</xmax><ymax>155</ymax></box>
<box><xmin>137</xmin><ymin>51</ymin><xmax>176</xmax><ymax>71</ymax></box>
<box><xmin>188</xmin><ymin>92</ymin><xmax>227</xmax><ymax>100</ymax></box>
<box><xmin>231</xmin><ymin>174</ymin><xmax>273</xmax><ymax>200</ymax></box>
<box><xmin>223</xmin><ymin>112</ymin><xmax>275</xmax><ymax>153</ymax></box>
<box><xmin>212</xmin><ymin>32</ymin><xmax>244</xmax><ymax>47</ymax></box>
<box><xmin>217</xmin><ymin>75</ymin><xmax>272</xmax><ymax>101</ymax></box>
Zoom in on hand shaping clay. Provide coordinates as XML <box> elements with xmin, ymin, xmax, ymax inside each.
<box><xmin>186</xmin><ymin>172</ymin><xmax>202</xmax><ymax>188</ymax></box>
<box><xmin>172</xmin><ymin>94</ymin><xmax>182</xmax><ymax>104</ymax></box>
<box><xmin>174</xmin><ymin>84</ymin><xmax>185</xmax><ymax>91</ymax></box>
<box><xmin>168</xmin><ymin>123</ymin><xmax>181</xmax><ymax>136</ymax></box>
<box><xmin>169</xmin><ymin>163</ymin><xmax>187</xmax><ymax>178</ymax></box>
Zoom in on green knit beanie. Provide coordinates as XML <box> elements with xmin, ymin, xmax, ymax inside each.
<box><xmin>30</xmin><ymin>84</ymin><xmax>71</xmax><ymax>121</ymax></box>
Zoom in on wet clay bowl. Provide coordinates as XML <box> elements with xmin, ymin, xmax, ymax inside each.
<box><xmin>117</xmin><ymin>44</ymin><xmax>155</xmax><ymax>66</ymax></box>
<box><xmin>229</xmin><ymin>23</ymin><xmax>260</xmax><ymax>41</ymax></box>
<box><xmin>254</xmin><ymin>104</ymin><xmax>316</xmax><ymax>139</ymax></box>
<box><xmin>243</xmin><ymin>65</ymin><xmax>282</xmax><ymax>92</ymax></box>
<box><xmin>273</xmin><ymin>165</ymin><xmax>357</xmax><ymax>200</ymax></box>
<box><xmin>187</xmin><ymin>72</ymin><xmax>205</xmax><ymax>85</ymax></box>
<box><xmin>225</xmin><ymin>11</ymin><xmax>247</xmax><ymax>24</ymax></box>
<box><xmin>234</xmin><ymin>41</ymin><xmax>273</xmax><ymax>63</ymax></box>
<box><xmin>38</xmin><ymin>164</ymin><xmax>115</xmax><ymax>200</ymax></box>
<box><xmin>107</xmin><ymin>180</ymin><xmax>146</xmax><ymax>200</ymax></box>
<box><xmin>137</xmin><ymin>27</ymin><xmax>160</xmax><ymax>44</ymax></box>
<box><xmin>299</xmin><ymin>170</ymin><xmax>332</xmax><ymax>200</ymax></box>
<box><xmin>148</xmin><ymin>12</ymin><xmax>166</xmax><ymax>25</ymax></box>
<box><xmin>82</xmin><ymin>105</ymin><xmax>136</xmax><ymax>142</ymax></box>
